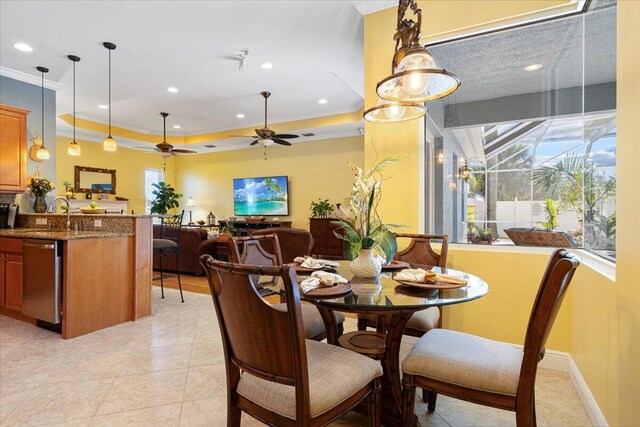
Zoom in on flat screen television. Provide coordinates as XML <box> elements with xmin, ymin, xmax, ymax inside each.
<box><xmin>233</xmin><ymin>175</ymin><xmax>289</xmax><ymax>216</ymax></box>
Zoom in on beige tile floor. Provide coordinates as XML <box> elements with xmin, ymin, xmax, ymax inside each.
<box><xmin>0</xmin><ymin>287</ymin><xmax>592</xmax><ymax>426</ymax></box>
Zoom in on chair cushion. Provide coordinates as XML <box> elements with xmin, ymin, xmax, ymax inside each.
<box><xmin>359</xmin><ymin>307</ymin><xmax>440</xmax><ymax>332</ymax></box>
<box><xmin>237</xmin><ymin>339</ymin><xmax>382</xmax><ymax>420</ymax></box>
<box><xmin>406</xmin><ymin>307</ymin><xmax>440</xmax><ymax>331</ymax></box>
<box><xmin>273</xmin><ymin>303</ymin><xmax>345</xmax><ymax>339</ymax></box>
<box><xmin>153</xmin><ymin>239</ymin><xmax>178</xmax><ymax>250</ymax></box>
<box><xmin>402</xmin><ymin>329</ymin><xmax>523</xmax><ymax>396</ymax></box>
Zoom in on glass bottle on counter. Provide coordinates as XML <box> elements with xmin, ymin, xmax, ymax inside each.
<box><xmin>208</xmin><ymin>211</ymin><xmax>216</xmax><ymax>225</ymax></box>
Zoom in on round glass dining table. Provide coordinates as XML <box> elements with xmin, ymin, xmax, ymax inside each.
<box><xmin>297</xmin><ymin>261</ymin><xmax>489</xmax><ymax>427</ymax></box>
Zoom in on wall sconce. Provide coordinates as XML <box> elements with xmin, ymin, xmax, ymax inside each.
<box><xmin>458</xmin><ymin>160</ymin><xmax>471</xmax><ymax>182</ymax></box>
<box><xmin>437</xmin><ymin>151</ymin><xmax>444</xmax><ymax>164</ymax></box>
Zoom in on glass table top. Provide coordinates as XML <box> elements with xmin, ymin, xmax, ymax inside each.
<box><xmin>296</xmin><ymin>261</ymin><xmax>489</xmax><ymax>312</ymax></box>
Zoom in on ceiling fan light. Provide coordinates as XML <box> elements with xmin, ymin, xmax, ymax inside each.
<box><xmin>68</xmin><ymin>140</ymin><xmax>81</xmax><ymax>156</ymax></box>
<box><xmin>259</xmin><ymin>139</ymin><xmax>274</xmax><ymax>147</ymax></box>
<box><xmin>159</xmin><ymin>151</ymin><xmax>172</xmax><ymax>158</ymax></box>
<box><xmin>36</xmin><ymin>145</ymin><xmax>50</xmax><ymax>160</ymax></box>
<box><xmin>103</xmin><ymin>136</ymin><xmax>117</xmax><ymax>152</ymax></box>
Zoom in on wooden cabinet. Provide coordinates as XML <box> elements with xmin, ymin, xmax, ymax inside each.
<box><xmin>0</xmin><ymin>105</ymin><xmax>29</xmax><ymax>193</ymax></box>
<box><xmin>310</xmin><ymin>218</ymin><xmax>344</xmax><ymax>259</ymax></box>
<box><xmin>0</xmin><ymin>238</ymin><xmax>24</xmax><ymax>312</ymax></box>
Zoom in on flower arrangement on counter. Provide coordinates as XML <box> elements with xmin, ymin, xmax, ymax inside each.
<box><xmin>333</xmin><ymin>157</ymin><xmax>400</xmax><ymax>264</ymax></box>
<box><xmin>26</xmin><ymin>177</ymin><xmax>55</xmax><ymax>197</ymax></box>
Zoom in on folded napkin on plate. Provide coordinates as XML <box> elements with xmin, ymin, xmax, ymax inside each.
<box><xmin>395</xmin><ymin>268</ymin><xmax>468</xmax><ymax>285</ymax></box>
<box><xmin>294</xmin><ymin>256</ymin><xmax>340</xmax><ymax>269</ymax></box>
<box><xmin>300</xmin><ymin>271</ymin><xmax>348</xmax><ymax>293</ymax></box>
<box><xmin>394</xmin><ymin>268</ymin><xmax>436</xmax><ymax>283</ymax></box>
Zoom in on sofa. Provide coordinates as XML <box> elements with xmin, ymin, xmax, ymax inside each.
<box><xmin>153</xmin><ymin>225</ymin><xmax>217</xmax><ymax>275</ymax></box>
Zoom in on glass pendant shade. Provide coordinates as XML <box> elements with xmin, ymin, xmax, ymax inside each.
<box><xmin>36</xmin><ymin>145</ymin><xmax>50</xmax><ymax>160</ymax></box>
<box><xmin>377</xmin><ymin>51</ymin><xmax>460</xmax><ymax>103</ymax></box>
<box><xmin>68</xmin><ymin>140</ymin><xmax>81</xmax><ymax>156</ymax></box>
<box><xmin>363</xmin><ymin>98</ymin><xmax>427</xmax><ymax>123</ymax></box>
<box><xmin>103</xmin><ymin>136</ymin><xmax>117</xmax><ymax>152</ymax></box>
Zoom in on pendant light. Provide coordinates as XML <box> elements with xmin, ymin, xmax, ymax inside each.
<box><xmin>67</xmin><ymin>55</ymin><xmax>81</xmax><ymax>156</ymax></box>
<box><xmin>36</xmin><ymin>66</ymin><xmax>50</xmax><ymax>161</ymax></box>
<box><xmin>102</xmin><ymin>42</ymin><xmax>117</xmax><ymax>152</ymax></box>
<box><xmin>363</xmin><ymin>97</ymin><xmax>427</xmax><ymax>123</ymax></box>
<box><xmin>375</xmin><ymin>0</ymin><xmax>460</xmax><ymax>104</ymax></box>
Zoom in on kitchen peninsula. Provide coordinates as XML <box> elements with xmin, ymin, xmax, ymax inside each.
<box><xmin>0</xmin><ymin>213</ymin><xmax>153</xmax><ymax>339</ymax></box>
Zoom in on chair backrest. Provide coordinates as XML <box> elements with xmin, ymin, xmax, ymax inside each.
<box><xmin>518</xmin><ymin>249</ymin><xmax>580</xmax><ymax>394</ymax></box>
<box><xmin>229</xmin><ymin>234</ymin><xmax>283</xmax><ymax>288</ymax></box>
<box><xmin>251</xmin><ymin>228</ymin><xmax>313</xmax><ymax>263</ymax></box>
<box><xmin>159</xmin><ymin>211</ymin><xmax>184</xmax><ymax>242</ymax></box>
<box><xmin>199</xmin><ymin>256</ymin><xmax>311</xmax><ymax>417</ymax></box>
<box><xmin>394</xmin><ymin>233</ymin><xmax>449</xmax><ymax>268</ymax></box>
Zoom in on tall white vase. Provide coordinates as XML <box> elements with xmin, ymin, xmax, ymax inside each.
<box><xmin>350</xmin><ymin>248</ymin><xmax>382</xmax><ymax>278</ymax></box>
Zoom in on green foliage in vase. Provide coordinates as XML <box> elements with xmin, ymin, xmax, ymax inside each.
<box><xmin>150</xmin><ymin>182</ymin><xmax>183</xmax><ymax>215</ymax></box>
<box><xmin>538</xmin><ymin>198</ymin><xmax>559</xmax><ymax>230</ymax></box>
<box><xmin>26</xmin><ymin>177</ymin><xmax>55</xmax><ymax>197</ymax></box>
<box><xmin>332</xmin><ymin>157</ymin><xmax>401</xmax><ymax>263</ymax></box>
<box><xmin>309</xmin><ymin>199</ymin><xmax>334</xmax><ymax>218</ymax></box>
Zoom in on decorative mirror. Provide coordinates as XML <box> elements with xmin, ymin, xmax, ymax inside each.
<box><xmin>74</xmin><ymin>166</ymin><xmax>116</xmax><ymax>194</ymax></box>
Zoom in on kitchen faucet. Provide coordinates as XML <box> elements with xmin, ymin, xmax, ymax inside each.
<box><xmin>48</xmin><ymin>197</ymin><xmax>71</xmax><ymax>230</ymax></box>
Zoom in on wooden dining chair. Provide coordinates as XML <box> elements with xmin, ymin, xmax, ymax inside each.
<box><xmin>251</xmin><ymin>227</ymin><xmax>314</xmax><ymax>264</ymax></box>
<box><xmin>200</xmin><ymin>256</ymin><xmax>382</xmax><ymax>426</ymax></box>
<box><xmin>153</xmin><ymin>211</ymin><xmax>185</xmax><ymax>303</ymax></box>
<box><xmin>228</xmin><ymin>235</ymin><xmax>345</xmax><ymax>341</ymax></box>
<box><xmin>358</xmin><ymin>234</ymin><xmax>449</xmax><ymax>337</ymax></box>
<box><xmin>401</xmin><ymin>249</ymin><xmax>581</xmax><ymax>427</ymax></box>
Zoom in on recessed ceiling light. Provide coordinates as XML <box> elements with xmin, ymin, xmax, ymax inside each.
<box><xmin>318</xmin><ymin>99</ymin><xmax>328</xmax><ymax>104</ymax></box>
<box><xmin>236</xmin><ymin>113</ymin><xmax>245</xmax><ymax>118</ymax></box>
<box><xmin>167</xmin><ymin>87</ymin><xmax>179</xmax><ymax>93</ymax></box>
<box><xmin>261</xmin><ymin>63</ymin><xmax>273</xmax><ymax>69</ymax></box>
<box><xmin>173</xmin><ymin>125</ymin><xmax>181</xmax><ymax>129</ymax></box>
<box><xmin>524</xmin><ymin>63</ymin><xmax>543</xmax><ymax>71</ymax></box>
<box><xmin>13</xmin><ymin>43</ymin><xmax>33</xmax><ymax>52</ymax></box>
<box><xmin>98</xmin><ymin>104</ymin><xmax>109</xmax><ymax>109</ymax></box>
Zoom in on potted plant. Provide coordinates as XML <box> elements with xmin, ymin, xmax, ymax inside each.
<box><xmin>538</xmin><ymin>198</ymin><xmax>559</xmax><ymax>230</ymax></box>
<box><xmin>309</xmin><ymin>198</ymin><xmax>334</xmax><ymax>218</ymax></box>
<box><xmin>467</xmin><ymin>228</ymin><xmax>496</xmax><ymax>245</ymax></box>
<box><xmin>62</xmin><ymin>180</ymin><xmax>74</xmax><ymax>199</ymax></box>
<box><xmin>333</xmin><ymin>157</ymin><xmax>400</xmax><ymax>278</ymax></box>
<box><xmin>150</xmin><ymin>182</ymin><xmax>182</xmax><ymax>215</ymax></box>
<box><xmin>26</xmin><ymin>177</ymin><xmax>55</xmax><ymax>213</ymax></box>
<box><xmin>218</xmin><ymin>219</ymin><xmax>237</xmax><ymax>242</ymax></box>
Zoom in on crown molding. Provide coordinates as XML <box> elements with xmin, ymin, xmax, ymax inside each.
<box><xmin>0</xmin><ymin>66</ymin><xmax>66</xmax><ymax>91</ymax></box>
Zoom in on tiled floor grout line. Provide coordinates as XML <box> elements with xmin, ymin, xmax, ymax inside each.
<box><xmin>178</xmin><ymin>343</ymin><xmax>196</xmax><ymax>425</ymax></box>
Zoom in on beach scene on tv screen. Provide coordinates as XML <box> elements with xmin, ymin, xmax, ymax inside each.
<box><xmin>233</xmin><ymin>176</ymin><xmax>289</xmax><ymax>216</ymax></box>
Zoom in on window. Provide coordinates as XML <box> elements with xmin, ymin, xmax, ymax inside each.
<box><xmin>425</xmin><ymin>2</ymin><xmax>616</xmax><ymax>260</ymax></box>
<box><xmin>144</xmin><ymin>168</ymin><xmax>164</xmax><ymax>215</ymax></box>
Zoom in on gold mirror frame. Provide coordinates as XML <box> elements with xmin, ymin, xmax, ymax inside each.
<box><xmin>73</xmin><ymin>165</ymin><xmax>116</xmax><ymax>194</ymax></box>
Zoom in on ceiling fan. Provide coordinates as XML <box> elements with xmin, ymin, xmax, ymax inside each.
<box><xmin>137</xmin><ymin>112</ymin><xmax>197</xmax><ymax>158</ymax></box>
<box><xmin>230</xmin><ymin>91</ymin><xmax>299</xmax><ymax>148</ymax></box>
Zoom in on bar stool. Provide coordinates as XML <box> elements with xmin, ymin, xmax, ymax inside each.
<box><xmin>153</xmin><ymin>211</ymin><xmax>184</xmax><ymax>302</ymax></box>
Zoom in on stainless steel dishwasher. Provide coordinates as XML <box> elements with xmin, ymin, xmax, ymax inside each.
<box><xmin>22</xmin><ymin>239</ymin><xmax>62</xmax><ymax>326</ymax></box>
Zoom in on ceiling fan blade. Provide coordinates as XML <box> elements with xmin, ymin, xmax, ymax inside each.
<box><xmin>170</xmin><ymin>149</ymin><xmax>197</xmax><ymax>154</ymax></box>
<box><xmin>272</xmin><ymin>138</ymin><xmax>292</xmax><ymax>146</ymax></box>
<box><xmin>250</xmin><ymin>140</ymin><xmax>260</xmax><ymax>146</ymax></box>
<box><xmin>228</xmin><ymin>135</ymin><xmax>259</xmax><ymax>138</ymax></box>
<box><xmin>273</xmin><ymin>134</ymin><xmax>299</xmax><ymax>139</ymax></box>
<box><xmin>134</xmin><ymin>146</ymin><xmax>158</xmax><ymax>150</ymax></box>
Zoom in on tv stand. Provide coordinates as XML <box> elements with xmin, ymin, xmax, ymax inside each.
<box><xmin>218</xmin><ymin>219</ymin><xmax>292</xmax><ymax>236</ymax></box>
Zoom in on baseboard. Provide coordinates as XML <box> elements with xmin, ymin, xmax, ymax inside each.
<box><xmin>509</xmin><ymin>344</ymin><xmax>607</xmax><ymax>426</ymax></box>
<box><xmin>568</xmin><ymin>356</ymin><xmax>609</xmax><ymax>427</ymax></box>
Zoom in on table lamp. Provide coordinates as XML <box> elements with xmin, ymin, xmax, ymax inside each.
<box><xmin>186</xmin><ymin>197</ymin><xmax>196</xmax><ymax>225</ymax></box>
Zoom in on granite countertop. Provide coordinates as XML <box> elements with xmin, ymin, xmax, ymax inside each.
<box><xmin>19</xmin><ymin>213</ymin><xmax>153</xmax><ymax>218</ymax></box>
<box><xmin>0</xmin><ymin>228</ymin><xmax>134</xmax><ymax>240</ymax></box>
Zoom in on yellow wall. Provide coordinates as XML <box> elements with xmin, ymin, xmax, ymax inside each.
<box><xmin>56</xmin><ymin>136</ymin><xmax>177</xmax><ymax>215</ymax></box>
<box><xmin>174</xmin><ymin>136</ymin><xmax>364</xmax><ymax>228</ymax></box>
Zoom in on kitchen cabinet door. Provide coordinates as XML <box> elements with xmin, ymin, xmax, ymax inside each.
<box><xmin>0</xmin><ymin>105</ymin><xmax>29</xmax><ymax>192</ymax></box>
<box><xmin>4</xmin><ymin>253</ymin><xmax>23</xmax><ymax>311</ymax></box>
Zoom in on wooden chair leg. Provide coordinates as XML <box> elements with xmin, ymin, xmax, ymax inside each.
<box><xmin>357</xmin><ymin>317</ymin><xmax>369</xmax><ymax>331</ymax></box>
<box><xmin>368</xmin><ymin>378</ymin><xmax>381</xmax><ymax>427</ymax></box>
<box><xmin>402</xmin><ymin>374</ymin><xmax>417</xmax><ymax>427</ymax></box>
<box><xmin>337</xmin><ymin>321</ymin><xmax>344</xmax><ymax>337</ymax></box>
<box><xmin>426</xmin><ymin>390</ymin><xmax>438</xmax><ymax>412</ymax></box>
<box><xmin>227</xmin><ymin>403</ymin><xmax>241</xmax><ymax>427</ymax></box>
<box><xmin>515</xmin><ymin>394</ymin><xmax>535</xmax><ymax>427</ymax></box>
<box><xmin>421</xmin><ymin>387</ymin><xmax>427</xmax><ymax>403</ymax></box>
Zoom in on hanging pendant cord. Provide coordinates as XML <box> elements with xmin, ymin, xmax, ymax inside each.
<box><xmin>73</xmin><ymin>60</ymin><xmax>76</xmax><ymax>142</ymax></box>
<box><xmin>163</xmin><ymin>116</ymin><xmax>166</xmax><ymax>142</ymax></box>
<box><xmin>41</xmin><ymin>71</ymin><xmax>45</xmax><ymax>147</ymax></box>
<box><xmin>264</xmin><ymin>96</ymin><xmax>267</xmax><ymax>127</ymax></box>
<box><xmin>108</xmin><ymin>48</ymin><xmax>112</xmax><ymax>136</ymax></box>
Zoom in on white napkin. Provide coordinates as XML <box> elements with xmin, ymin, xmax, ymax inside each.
<box><xmin>300</xmin><ymin>271</ymin><xmax>348</xmax><ymax>293</ymax></box>
<box><xmin>395</xmin><ymin>268</ymin><xmax>468</xmax><ymax>285</ymax></box>
<box><xmin>394</xmin><ymin>268</ymin><xmax>436</xmax><ymax>283</ymax></box>
<box><xmin>294</xmin><ymin>256</ymin><xmax>340</xmax><ymax>269</ymax></box>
